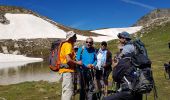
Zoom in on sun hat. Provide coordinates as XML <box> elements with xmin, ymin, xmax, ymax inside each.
<box><xmin>66</xmin><ymin>31</ymin><xmax>76</xmax><ymax>40</ymax></box>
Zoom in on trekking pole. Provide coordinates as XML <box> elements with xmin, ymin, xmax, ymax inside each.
<box><xmin>164</xmin><ymin>70</ymin><xmax>167</xmax><ymax>79</ymax></box>
<box><xmin>81</xmin><ymin>69</ymin><xmax>88</xmax><ymax>100</ymax></box>
<box><xmin>163</xmin><ymin>66</ymin><xmax>168</xmax><ymax>79</ymax></box>
<box><xmin>145</xmin><ymin>94</ymin><xmax>147</xmax><ymax>100</ymax></box>
<box><xmin>111</xmin><ymin>81</ymin><xmax>117</xmax><ymax>94</ymax></box>
<box><xmin>153</xmin><ymin>81</ymin><xmax>158</xmax><ymax>100</ymax></box>
<box><xmin>89</xmin><ymin>68</ymin><xmax>100</xmax><ymax>99</ymax></box>
<box><xmin>72</xmin><ymin>72</ymin><xmax>77</xmax><ymax>100</ymax></box>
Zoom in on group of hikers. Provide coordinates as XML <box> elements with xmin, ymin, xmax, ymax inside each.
<box><xmin>49</xmin><ymin>30</ymin><xmax>155</xmax><ymax>100</ymax></box>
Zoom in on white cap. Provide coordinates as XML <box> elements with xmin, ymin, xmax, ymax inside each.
<box><xmin>66</xmin><ymin>31</ymin><xmax>76</xmax><ymax>40</ymax></box>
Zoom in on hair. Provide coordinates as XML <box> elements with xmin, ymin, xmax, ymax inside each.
<box><xmin>86</xmin><ymin>37</ymin><xmax>93</xmax><ymax>42</ymax></box>
<box><xmin>101</xmin><ymin>41</ymin><xmax>107</xmax><ymax>46</ymax></box>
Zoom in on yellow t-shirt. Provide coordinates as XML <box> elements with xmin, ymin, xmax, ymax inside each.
<box><xmin>59</xmin><ymin>42</ymin><xmax>75</xmax><ymax>73</ymax></box>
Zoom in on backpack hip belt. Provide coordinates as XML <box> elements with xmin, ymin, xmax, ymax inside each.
<box><xmin>60</xmin><ymin>64</ymin><xmax>70</xmax><ymax>69</ymax></box>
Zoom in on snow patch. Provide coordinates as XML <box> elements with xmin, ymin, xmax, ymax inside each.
<box><xmin>0</xmin><ymin>53</ymin><xmax>43</xmax><ymax>69</ymax></box>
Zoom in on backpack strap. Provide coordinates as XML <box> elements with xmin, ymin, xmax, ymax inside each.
<box><xmin>80</xmin><ymin>45</ymin><xmax>85</xmax><ymax>60</ymax></box>
<box><xmin>57</xmin><ymin>41</ymin><xmax>66</xmax><ymax>67</ymax></box>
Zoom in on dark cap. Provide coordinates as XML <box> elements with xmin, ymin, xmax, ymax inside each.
<box><xmin>101</xmin><ymin>41</ymin><xmax>107</xmax><ymax>46</ymax></box>
<box><xmin>117</xmin><ymin>31</ymin><xmax>131</xmax><ymax>40</ymax></box>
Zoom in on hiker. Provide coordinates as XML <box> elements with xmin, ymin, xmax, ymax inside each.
<box><xmin>59</xmin><ymin>31</ymin><xmax>82</xmax><ymax>100</ymax></box>
<box><xmin>164</xmin><ymin>61</ymin><xmax>170</xmax><ymax>79</ymax></box>
<box><xmin>95</xmin><ymin>41</ymin><xmax>112</xmax><ymax>96</ymax></box>
<box><xmin>76</xmin><ymin>37</ymin><xmax>97</xmax><ymax>100</ymax></box>
<box><xmin>104</xmin><ymin>32</ymin><xmax>143</xmax><ymax>100</ymax></box>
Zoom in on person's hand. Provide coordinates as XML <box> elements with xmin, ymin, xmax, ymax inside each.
<box><xmin>103</xmin><ymin>64</ymin><xmax>107</xmax><ymax>67</ymax></box>
<box><xmin>77</xmin><ymin>61</ymin><xmax>82</xmax><ymax>65</ymax></box>
<box><xmin>112</xmin><ymin>59</ymin><xmax>118</xmax><ymax>69</ymax></box>
<box><xmin>87</xmin><ymin>64</ymin><xmax>94</xmax><ymax>69</ymax></box>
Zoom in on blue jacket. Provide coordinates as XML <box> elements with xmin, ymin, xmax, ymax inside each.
<box><xmin>76</xmin><ymin>46</ymin><xmax>97</xmax><ymax>68</ymax></box>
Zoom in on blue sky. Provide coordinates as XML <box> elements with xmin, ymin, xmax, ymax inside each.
<box><xmin>0</xmin><ymin>0</ymin><xmax>170</xmax><ymax>30</ymax></box>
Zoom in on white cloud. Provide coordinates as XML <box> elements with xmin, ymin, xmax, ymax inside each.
<box><xmin>121</xmin><ymin>0</ymin><xmax>156</xmax><ymax>10</ymax></box>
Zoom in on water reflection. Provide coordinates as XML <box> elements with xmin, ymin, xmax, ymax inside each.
<box><xmin>0</xmin><ymin>62</ymin><xmax>59</xmax><ymax>85</ymax></box>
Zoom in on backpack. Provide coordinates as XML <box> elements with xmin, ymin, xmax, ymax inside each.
<box><xmin>116</xmin><ymin>66</ymin><xmax>154</xmax><ymax>94</ymax></box>
<box><xmin>49</xmin><ymin>40</ymin><xmax>65</xmax><ymax>72</ymax></box>
<box><xmin>131</xmin><ymin>39</ymin><xmax>155</xmax><ymax>94</ymax></box>
<box><xmin>113</xmin><ymin>39</ymin><xmax>156</xmax><ymax>96</ymax></box>
<box><xmin>132</xmin><ymin>38</ymin><xmax>151</xmax><ymax>69</ymax></box>
<box><xmin>133</xmin><ymin>68</ymin><xmax>154</xmax><ymax>94</ymax></box>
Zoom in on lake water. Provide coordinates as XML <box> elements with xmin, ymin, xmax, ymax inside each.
<box><xmin>0</xmin><ymin>62</ymin><xmax>60</xmax><ymax>85</ymax></box>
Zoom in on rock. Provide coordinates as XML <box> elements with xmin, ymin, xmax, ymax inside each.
<box><xmin>1</xmin><ymin>46</ymin><xmax>8</xmax><ymax>54</ymax></box>
<box><xmin>38</xmin><ymin>88</ymin><xmax>47</xmax><ymax>93</ymax></box>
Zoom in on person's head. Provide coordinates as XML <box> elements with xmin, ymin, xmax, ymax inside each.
<box><xmin>66</xmin><ymin>31</ymin><xmax>77</xmax><ymax>43</ymax></box>
<box><xmin>101</xmin><ymin>41</ymin><xmax>107</xmax><ymax>50</ymax></box>
<box><xmin>74</xmin><ymin>46</ymin><xmax>78</xmax><ymax>53</ymax></box>
<box><xmin>117</xmin><ymin>31</ymin><xmax>131</xmax><ymax>44</ymax></box>
<box><xmin>85</xmin><ymin>37</ymin><xmax>93</xmax><ymax>48</ymax></box>
<box><xmin>164</xmin><ymin>63</ymin><xmax>168</xmax><ymax>67</ymax></box>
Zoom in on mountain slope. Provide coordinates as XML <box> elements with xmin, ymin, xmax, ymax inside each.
<box><xmin>0</xmin><ymin>6</ymin><xmax>142</xmax><ymax>58</ymax></box>
<box><xmin>0</xmin><ymin>6</ymin><xmax>99</xmax><ymax>37</ymax></box>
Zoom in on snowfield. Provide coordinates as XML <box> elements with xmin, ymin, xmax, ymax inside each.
<box><xmin>0</xmin><ymin>13</ymin><xmax>142</xmax><ymax>42</ymax></box>
<box><xmin>91</xmin><ymin>26</ymin><xmax>142</xmax><ymax>40</ymax></box>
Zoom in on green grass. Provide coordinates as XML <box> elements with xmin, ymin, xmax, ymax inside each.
<box><xmin>140</xmin><ymin>23</ymin><xmax>170</xmax><ymax>100</ymax></box>
<box><xmin>0</xmin><ymin>81</ymin><xmax>62</xmax><ymax>100</ymax></box>
<box><xmin>0</xmin><ymin>23</ymin><xmax>170</xmax><ymax>100</ymax></box>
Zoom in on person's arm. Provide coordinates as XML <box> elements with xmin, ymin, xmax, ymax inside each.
<box><xmin>66</xmin><ymin>54</ymin><xmax>82</xmax><ymax>65</ymax></box>
<box><xmin>92</xmin><ymin>50</ymin><xmax>97</xmax><ymax>67</ymax></box>
<box><xmin>76</xmin><ymin>47</ymin><xmax>82</xmax><ymax>61</ymax></box>
<box><xmin>64</xmin><ymin>44</ymin><xmax>81</xmax><ymax>66</ymax></box>
<box><xmin>105</xmin><ymin>51</ymin><xmax>112</xmax><ymax>67</ymax></box>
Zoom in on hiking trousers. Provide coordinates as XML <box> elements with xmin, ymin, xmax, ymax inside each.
<box><xmin>79</xmin><ymin>69</ymin><xmax>95</xmax><ymax>100</ymax></box>
<box><xmin>103</xmin><ymin>91</ymin><xmax>142</xmax><ymax>100</ymax></box>
<box><xmin>61</xmin><ymin>72</ymin><xmax>74</xmax><ymax>100</ymax></box>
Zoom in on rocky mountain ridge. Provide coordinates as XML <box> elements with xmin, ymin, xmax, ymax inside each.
<box><xmin>134</xmin><ymin>9</ymin><xmax>170</xmax><ymax>33</ymax></box>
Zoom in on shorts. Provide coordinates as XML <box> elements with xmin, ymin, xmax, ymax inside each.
<box><xmin>95</xmin><ymin>67</ymin><xmax>112</xmax><ymax>80</ymax></box>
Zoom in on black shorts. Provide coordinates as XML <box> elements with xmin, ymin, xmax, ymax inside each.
<box><xmin>95</xmin><ymin>67</ymin><xmax>112</xmax><ymax>80</ymax></box>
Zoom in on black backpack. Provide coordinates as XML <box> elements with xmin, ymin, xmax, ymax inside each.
<box><xmin>130</xmin><ymin>39</ymin><xmax>155</xmax><ymax>94</ymax></box>
<box><xmin>132</xmin><ymin>38</ymin><xmax>151</xmax><ymax>69</ymax></box>
<box><xmin>133</xmin><ymin>68</ymin><xmax>154</xmax><ymax>94</ymax></box>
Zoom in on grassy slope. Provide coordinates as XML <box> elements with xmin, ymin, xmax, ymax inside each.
<box><xmin>107</xmin><ymin>23</ymin><xmax>170</xmax><ymax>100</ymax></box>
<box><xmin>0</xmin><ymin>23</ymin><xmax>170</xmax><ymax>100</ymax></box>
<box><xmin>140</xmin><ymin>23</ymin><xmax>170</xmax><ymax>100</ymax></box>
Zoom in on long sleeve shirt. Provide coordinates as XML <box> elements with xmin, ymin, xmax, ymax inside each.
<box><xmin>76</xmin><ymin>46</ymin><xmax>97</xmax><ymax>68</ymax></box>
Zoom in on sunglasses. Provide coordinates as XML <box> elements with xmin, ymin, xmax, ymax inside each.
<box><xmin>86</xmin><ymin>41</ymin><xmax>93</xmax><ymax>44</ymax></box>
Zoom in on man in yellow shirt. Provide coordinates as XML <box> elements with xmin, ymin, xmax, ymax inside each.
<box><xmin>59</xmin><ymin>31</ymin><xmax>82</xmax><ymax>100</ymax></box>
